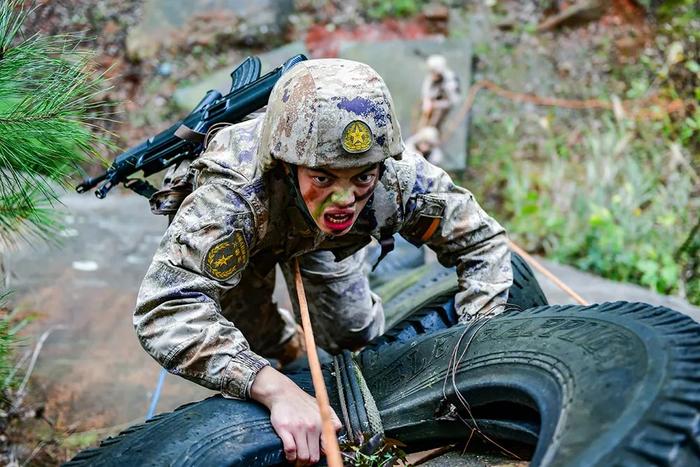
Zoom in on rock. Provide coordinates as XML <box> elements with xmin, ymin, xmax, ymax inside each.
<box><xmin>172</xmin><ymin>42</ymin><xmax>308</xmax><ymax>110</ymax></box>
<box><xmin>304</xmin><ymin>18</ymin><xmax>431</xmax><ymax>59</ymax></box>
<box><xmin>421</xmin><ymin>3</ymin><xmax>450</xmax><ymax>35</ymax></box>
<box><xmin>126</xmin><ymin>0</ymin><xmax>294</xmax><ymax>60</ymax></box>
<box><xmin>340</xmin><ymin>37</ymin><xmax>473</xmax><ymax>170</ymax></box>
<box><xmin>156</xmin><ymin>62</ymin><xmax>173</xmax><ymax>77</ymax></box>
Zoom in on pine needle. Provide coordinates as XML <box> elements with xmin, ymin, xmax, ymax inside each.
<box><xmin>0</xmin><ymin>1</ymin><xmax>111</xmax><ymax>249</ymax></box>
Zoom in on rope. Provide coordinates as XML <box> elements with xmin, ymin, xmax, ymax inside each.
<box><xmin>508</xmin><ymin>240</ymin><xmax>589</xmax><ymax>306</ymax></box>
<box><xmin>146</xmin><ymin>367</ymin><xmax>167</xmax><ymax>420</ymax></box>
<box><xmin>440</xmin><ymin>78</ymin><xmax>685</xmax><ymax>144</ymax></box>
<box><xmin>293</xmin><ymin>258</ymin><xmax>343</xmax><ymax>467</ymax></box>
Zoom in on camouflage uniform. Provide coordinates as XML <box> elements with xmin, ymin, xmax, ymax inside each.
<box><xmin>134</xmin><ymin>59</ymin><xmax>512</xmax><ymax>401</ymax></box>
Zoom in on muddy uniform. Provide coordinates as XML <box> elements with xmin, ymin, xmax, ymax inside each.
<box><xmin>134</xmin><ymin>59</ymin><xmax>512</xmax><ymax>401</ymax></box>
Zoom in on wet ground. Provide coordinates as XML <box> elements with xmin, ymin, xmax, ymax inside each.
<box><xmin>5</xmin><ymin>192</ymin><xmax>213</xmax><ymax>431</ymax></box>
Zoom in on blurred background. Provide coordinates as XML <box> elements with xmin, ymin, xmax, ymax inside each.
<box><xmin>0</xmin><ymin>0</ymin><xmax>698</xmax><ymax>464</ymax></box>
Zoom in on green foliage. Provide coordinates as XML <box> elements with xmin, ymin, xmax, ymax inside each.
<box><xmin>60</xmin><ymin>430</ymin><xmax>100</xmax><ymax>450</ymax></box>
<box><xmin>0</xmin><ymin>0</ymin><xmax>110</xmax><ymax>249</ymax></box>
<box><xmin>0</xmin><ymin>0</ymin><xmax>108</xmax><ymax>444</ymax></box>
<box><xmin>470</xmin><ymin>110</ymin><xmax>698</xmax><ymax>303</ymax></box>
<box><xmin>464</xmin><ymin>0</ymin><xmax>699</xmax><ymax>306</ymax></box>
<box><xmin>362</xmin><ymin>0</ymin><xmax>427</xmax><ymax>20</ymax></box>
<box><xmin>677</xmin><ymin>221</ymin><xmax>700</xmax><ymax>306</ymax></box>
<box><xmin>0</xmin><ymin>293</ymin><xmax>29</xmax><ymax>395</ymax></box>
<box><xmin>340</xmin><ymin>433</ymin><xmax>408</xmax><ymax>467</ymax></box>
<box><xmin>0</xmin><ymin>312</ymin><xmax>13</xmax><ymax>394</ymax></box>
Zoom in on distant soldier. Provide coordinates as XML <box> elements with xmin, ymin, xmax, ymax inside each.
<box><xmin>405</xmin><ymin>126</ymin><xmax>443</xmax><ymax>165</ymax></box>
<box><xmin>420</xmin><ymin>54</ymin><xmax>460</xmax><ymax>130</ymax></box>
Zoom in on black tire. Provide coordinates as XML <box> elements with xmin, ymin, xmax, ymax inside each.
<box><xmin>359</xmin><ymin>301</ymin><xmax>700</xmax><ymax>466</ymax></box>
<box><xmin>508</xmin><ymin>251</ymin><xmax>548</xmax><ymax>310</ymax></box>
<box><xmin>65</xmin><ymin>372</ymin><xmax>319</xmax><ymax>467</ymax></box>
<box><xmin>371</xmin><ymin>251</ymin><xmax>547</xmax><ymax>350</ymax></box>
<box><xmin>68</xmin><ymin>302</ymin><xmax>700</xmax><ymax>466</ymax></box>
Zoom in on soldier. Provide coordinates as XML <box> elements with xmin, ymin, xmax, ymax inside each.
<box><xmin>420</xmin><ymin>54</ymin><xmax>460</xmax><ymax>130</ymax></box>
<box><xmin>405</xmin><ymin>125</ymin><xmax>444</xmax><ymax>165</ymax></box>
<box><xmin>134</xmin><ymin>59</ymin><xmax>512</xmax><ymax>465</ymax></box>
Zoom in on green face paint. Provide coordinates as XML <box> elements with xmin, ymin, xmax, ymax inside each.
<box><xmin>312</xmin><ymin>188</ymin><xmax>353</xmax><ymax>220</ymax></box>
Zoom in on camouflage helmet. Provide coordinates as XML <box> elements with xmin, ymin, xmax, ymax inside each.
<box><xmin>257</xmin><ymin>59</ymin><xmax>404</xmax><ymax>170</ymax></box>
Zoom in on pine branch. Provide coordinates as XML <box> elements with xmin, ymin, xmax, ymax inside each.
<box><xmin>0</xmin><ymin>0</ymin><xmax>112</xmax><ymax>249</ymax></box>
<box><xmin>0</xmin><ymin>0</ymin><xmax>28</xmax><ymax>55</ymax></box>
<box><xmin>0</xmin><ymin>184</ymin><xmax>63</xmax><ymax>251</ymax></box>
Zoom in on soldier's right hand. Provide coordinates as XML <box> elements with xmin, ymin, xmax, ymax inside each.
<box><xmin>250</xmin><ymin>366</ymin><xmax>342</xmax><ymax>465</ymax></box>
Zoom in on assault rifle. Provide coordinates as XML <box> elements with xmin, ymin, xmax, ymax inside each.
<box><xmin>76</xmin><ymin>54</ymin><xmax>307</xmax><ymax>199</ymax></box>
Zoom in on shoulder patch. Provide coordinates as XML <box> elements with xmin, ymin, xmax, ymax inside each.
<box><xmin>202</xmin><ymin>231</ymin><xmax>248</xmax><ymax>281</ymax></box>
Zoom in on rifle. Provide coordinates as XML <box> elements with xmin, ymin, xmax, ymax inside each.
<box><xmin>76</xmin><ymin>54</ymin><xmax>307</xmax><ymax>199</ymax></box>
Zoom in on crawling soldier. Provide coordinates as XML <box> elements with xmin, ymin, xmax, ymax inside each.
<box><xmin>134</xmin><ymin>59</ymin><xmax>512</xmax><ymax>465</ymax></box>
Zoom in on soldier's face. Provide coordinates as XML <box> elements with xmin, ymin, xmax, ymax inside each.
<box><xmin>297</xmin><ymin>164</ymin><xmax>380</xmax><ymax>236</ymax></box>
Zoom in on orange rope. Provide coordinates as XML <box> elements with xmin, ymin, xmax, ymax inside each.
<box><xmin>440</xmin><ymin>79</ymin><xmax>685</xmax><ymax>143</ymax></box>
<box><xmin>508</xmin><ymin>240</ymin><xmax>589</xmax><ymax>306</ymax></box>
<box><xmin>293</xmin><ymin>258</ymin><xmax>343</xmax><ymax>467</ymax></box>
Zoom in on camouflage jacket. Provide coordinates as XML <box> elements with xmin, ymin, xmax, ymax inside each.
<box><xmin>134</xmin><ymin>116</ymin><xmax>512</xmax><ymax>400</ymax></box>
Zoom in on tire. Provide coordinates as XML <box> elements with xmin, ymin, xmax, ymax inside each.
<box><xmin>65</xmin><ymin>372</ymin><xmax>318</xmax><ymax>467</ymax></box>
<box><xmin>372</xmin><ymin>251</ymin><xmax>547</xmax><ymax>349</ymax></box>
<box><xmin>359</xmin><ymin>301</ymin><xmax>700</xmax><ymax>466</ymax></box>
<box><xmin>508</xmin><ymin>250</ymin><xmax>548</xmax><ymax>310</ymax></box>
<box><xmin>68</xmin><ymin>302</ymin><xmax>700</xmax><ymax>466</ymax></box>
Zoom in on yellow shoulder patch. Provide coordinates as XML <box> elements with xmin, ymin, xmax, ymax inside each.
<box><xmin>202</xmin><ymin>231</ymin><xmax>248</xmax><ymax>281</ymax></box>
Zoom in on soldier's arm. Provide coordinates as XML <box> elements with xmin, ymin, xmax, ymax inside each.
<box><xmin>397</xmin><ymin>153</ymin><xmax>513</xmax><ymax>321</ymax></box>
<box><xmin>134</xmin><ymin>177</ymin><xmax>268</xmax><ymax>400</ymax></box>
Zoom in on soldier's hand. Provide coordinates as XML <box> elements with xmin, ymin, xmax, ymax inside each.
<box><xmin>250</xmin><ymin>366</ymin><xmax>342</xmax><ymax>465</ymax></box>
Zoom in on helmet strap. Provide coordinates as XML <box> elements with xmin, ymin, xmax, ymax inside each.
<box><xmin>282</xmin><ymin>163</ymin><xmax>322</xmax><ymax>232</ymax></box>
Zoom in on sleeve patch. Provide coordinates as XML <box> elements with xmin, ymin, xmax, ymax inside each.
<box><xmin>403</xmin><ymin>194</ymin><xmax>446</xmax><ymax>242</ymax></box>
<box><xmin>202</xmin><ymin>231</ymin><xmax>248</xmax><ymax>281</ymax></box>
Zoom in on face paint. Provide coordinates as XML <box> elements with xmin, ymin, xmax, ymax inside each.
<box><xmin>311</xmin><ymin>189</ymin><xmax>355</xmax><ymax>233</ymax></box>
<box><xmin>312</xmin><ymin>192</ymin><xmax>337</xmax><ymax>220</ymax></box>
<box><xmin>315</xmin><ymin>183</ymin><xmax>374</xmax><ymax>218</ymax></box>
<box><xmin>298</xmin><ymin>165</ymin><xmax>379</xmax><ymax>236</ymax></box>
